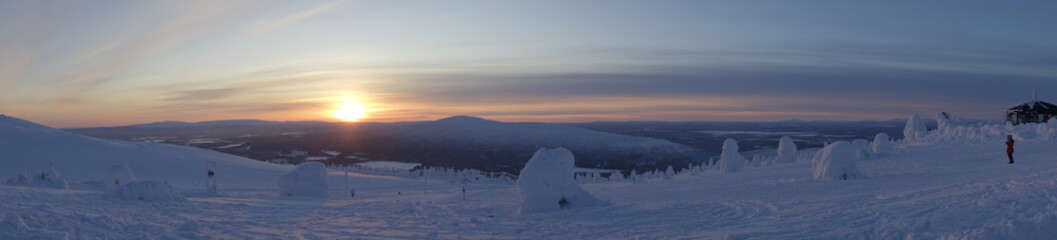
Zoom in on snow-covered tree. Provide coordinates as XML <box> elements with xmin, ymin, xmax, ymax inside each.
<box><xmin>719</xmin><ymin>138</ymin><xmax>745</xmax><ymax>173</ymax></box>
<box><xmin>812</xmin><ymin>141</ymin><xmax>865</xmax><ymax>180</ymax></box>
<box><xmin>776</xmin><ymin>136</ymin><xmax>798</xmax><ymax>164</ymax></box>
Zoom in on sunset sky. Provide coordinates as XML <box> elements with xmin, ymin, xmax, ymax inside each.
<box><xmin>2</xmin><ymin>1</ymin><xmax>1056</xmax><ymax>127</ymax></box>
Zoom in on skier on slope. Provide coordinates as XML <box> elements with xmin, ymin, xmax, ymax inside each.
<box><xmin>1006</xmin><ymin>135</ymin><xmax>1015</xmax><ymax>164</ymax></box>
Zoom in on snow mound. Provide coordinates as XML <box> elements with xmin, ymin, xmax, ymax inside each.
<box><xmin>776</xmin><ymin>136</ymin><xmax>797</xmax><ymax>164</ymax></box>
<box><xmin>103</xmin><ymin>165</ymin><xmax>137</xmax><ymax>191</ymax></box>
<box><xmin>278</xmin><ymin>162</ymin><xmax>329</xmax><ymax>198</ymax></box>
<box><xmin>5</xmin><ymin>166</ymin><xmax>68</xmax><ymax>189</ymax></box>
<box><xmin>904</xmin><ymin>114</ymin><xmax>929</xmax><ymax>143</ymax></box>
<box><xmin>104</xmin><ymin>180</ymin><xmax>184</xmax><ymax>201</ymax></box>
<box><xmin>811</xmin><ymin>141</ymin><xmax>865</xmax><ymax>180</ymax></box>
<box><xmin>718</xmin><ymin>138</ymin><xmax>744</xmax><ymax>173</ymax></box>
<box><xmin>871</xmin><ymin>133</ymin><xmax>893</xmax><ymax>153</ymax></box>
<box><xmin>516</xmin><ymin>148</ymin><xmax>603</xmax><ymax>214</ymax></box>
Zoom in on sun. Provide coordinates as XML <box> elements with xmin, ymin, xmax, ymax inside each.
<box><xmin>332</xmin><ymin>102</ymin><xmax>368</xmax><ymax>122</ymax></box>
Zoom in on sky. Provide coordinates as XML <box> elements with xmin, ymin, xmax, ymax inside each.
<box><xmin>1</xmin><ymin>1</ymin><xmax>1056</xmax><ymax>127</ymax></box>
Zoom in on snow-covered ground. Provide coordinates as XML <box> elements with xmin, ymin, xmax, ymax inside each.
<box><xmin>3</xmin><ymin>114</ymin><xmax>1057</xmax><ymax>239</ymax></box>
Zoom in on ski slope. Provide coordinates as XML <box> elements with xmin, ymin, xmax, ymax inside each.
<box><xmin>3</xmin><ymin>114</ymin><xmax>1057</xmax><ymax>239</ymax></box>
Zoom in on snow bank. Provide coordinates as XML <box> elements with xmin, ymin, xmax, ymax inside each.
<box><xmin>516</xmin><ymin>148</ymin><xmax>603</xmax><ymax>214</ymax></box>
<box><xmin>904</xmin><ymin>114</ymin><xmax>929</xmax><ymax>143</ymax></box>
<box><xmin>5</xmin><ymin>166</ymin><xmax>68</xmax><ymax>189</ymax></box>
<box><xmin>811</xmin><ymin>141</ymin><xmax>865</xmax><ymax>180</ymax></box>
<box><xmin>103</xmin><ymin>165</ymin><xmax>137</xmax><ymax>191</ymax></box>
<box><xmin>718</xmin><ymin>138</ymin><xmax>745</xmax><ymax>173</ymax></box>
<box><xmin>776</xmin><ymin>136</ymin><xmax>797</xmax><ymax>164</ymax></box>
<box><xmin>871</xmin><ymin>133</ymin><xmax>893</xmax><ymax>153</ymax></box>
<box><xmin>278</xmin><ymin>162</ymin><xmax>329</xmax><ymax>198</ymax></box>
<box><xmin>104</xmin><ymin>180</ymin><xmax>184</xmax><ymax>201</ymax></box>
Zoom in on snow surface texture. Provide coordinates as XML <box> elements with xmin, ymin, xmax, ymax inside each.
<box><xmin>516</xmin><ymin>148</ymin><xmax>603</xmax><ymax>214</ymax></box>
<box><xmin>278</xmin><ymin>162</ymin><xmax>329</xmax><ymax>198</ymax></box>
<box><xmin>11</xmin><ymin>114</ymin><xmax>1057</xmax><ymax>238</ymax></box>
<box><xmin>103</xmin><ymin>164</ymin><xmax>137</xmax><ymax>191</ymax></box>
<box><xmin>104</xmin><ymin>180</ymin><xmax>185</xmax><ymax>201</ymax></box>
<box><xmin>871</xmin><ymin>132</ymin><xmax>893</xmax><ymax>153</ymax></box>
<box><xmin>812</xmin><ymin>141</ymin><xmax>865</xmax><ymax>180</ymax></box>
<box><xmin>776</xmin><ymin>136</ymin><xmax>797</xmax><ymax>164</ymax></box>
<box><xmin>718</xmin><ymin>138</ymin><xmax>744</xmax><ymax>173</ymax></box>
<box><xmin>903</xmin><ymin>114</ymin><xmax>929</xmax><ymax>143</ymax></box>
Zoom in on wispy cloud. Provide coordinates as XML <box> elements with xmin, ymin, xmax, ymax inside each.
<box><xmin>242</xmin><ymin>1</ymin><xmax>342</xmax><ymax>36</ymax></box>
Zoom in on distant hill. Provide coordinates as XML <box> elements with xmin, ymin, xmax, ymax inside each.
<box><xmin>69</xmin><ymin>116</ymin><xmax>707</xmax><ymax>174</ymax></box>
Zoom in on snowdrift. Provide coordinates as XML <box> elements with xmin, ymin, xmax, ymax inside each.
<box><xmin>517</xmin><ymin>148</ymin><xmax>603</xmax><ymax>214</ymax></box>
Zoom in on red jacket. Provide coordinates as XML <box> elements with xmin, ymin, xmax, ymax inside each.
<box><xmin>1006</xmin><ymin>140</ymin><xmax>1015</xmax><ymax>153</ymax></box>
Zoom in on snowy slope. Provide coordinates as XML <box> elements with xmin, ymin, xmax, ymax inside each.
<box><xmin>3</xmin><ymin>114</ymin><xmax>1057</xmax><ymax>239</ymax></box>
<box><xmin>0</xmin><ymin>115</ymin><xmax>413</xmax><ymax>191</ymax></box>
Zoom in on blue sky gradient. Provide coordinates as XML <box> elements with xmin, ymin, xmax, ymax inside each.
<box><xmin>1</xmin><ymin>1</ymin><xmax>1055</xmax><ymax>127</ymax></box>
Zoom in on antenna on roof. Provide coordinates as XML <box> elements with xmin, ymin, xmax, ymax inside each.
<box><xmin>1033</xmin><ymin>89</ymin><xmax>1038</xmax><ymax>102</ymax></box>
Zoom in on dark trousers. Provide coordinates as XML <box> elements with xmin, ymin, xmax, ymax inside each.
<box><xmin>1008</xmin><ymin>152</ymin><xmax>1015</xmax><ymax>163</ymax></box>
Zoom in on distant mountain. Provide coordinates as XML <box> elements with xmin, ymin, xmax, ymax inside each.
<box><xmin>69</xmin><ymin>116</ymin><xmax>707</xmax><ymax>174</ymax></box>
<box><xmin>374</xmin><ymin>116</ymin><xmax>705</xmax><ymax>172</ymax></box>
<box><xmin>130</xmin><ymin>119</ymin><xmax>327</xmax><ymax>128</ymax></box>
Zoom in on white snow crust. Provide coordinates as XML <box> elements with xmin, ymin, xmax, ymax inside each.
<box><xmin>104</xmin><ymin>180</ymin><xmax>184</xmax><ymax>201</ymax></box>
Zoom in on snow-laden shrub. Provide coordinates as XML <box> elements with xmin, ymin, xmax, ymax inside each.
<box><xmin>776</xmin><ymin>136</ymin><xmax>798</xmax><ymax>164</ymax></box>
<box><xmin>6</xmin><ymin>165</ymin><xmax>68</xmax><ymax>189</ymax></box>
<box><xmin>516</xmin><ymin>148</ymin><xmax>603</xmax><ymax>214</ymax></box>
<box><xmin>663</xmin><ymin>166</ymin><xmax>674</xmax><ymax>180</ymax></box>
<box><xmin>103</xmin><ymin>164</ymin><xmax>137</xmax><ymax>191</ymax></box>
<box><xmin>104</xmin><ymin>180</ymin><xmax>184</xmax><ymax>201</ymax></box>
<box><xmin>871</xmin><ymin>133</ymin><xmax>893</xmax><ymax>153</ymax></box>
<box><xmin>904</xmin><ymin>114</ymin><xmax>929</xmax><ymax>143</ymax></box>
<box><xmin>718</xmin><ymin>138</ymin><xmax>744</xmax><ymax>173</ymax></box>
<box><xmin>812</xmin><ymin>141</ymin><xmax>865</xmax><ymax>180</ymax></box>
<box><xmin>278</xmin><ymin>162</ymin><xmax>329</xmax><ymax>198</ymax></box>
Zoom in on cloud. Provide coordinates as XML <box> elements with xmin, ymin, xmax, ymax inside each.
<box><xmin>242</xmin><ymin>1</ymin><xmax>341</xmax><ymax>36</ymax></box>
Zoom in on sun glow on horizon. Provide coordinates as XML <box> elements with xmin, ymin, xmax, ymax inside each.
<box><xmin>332</xmin><ymin>102</ymin><xmax>369</xmax><ymax>122</ymax></box>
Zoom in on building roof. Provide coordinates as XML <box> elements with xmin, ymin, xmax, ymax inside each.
<box><xmin>1007</xmin><ymin>100</ymin><xmax>1057</xmax><ymax>114</ymax></box>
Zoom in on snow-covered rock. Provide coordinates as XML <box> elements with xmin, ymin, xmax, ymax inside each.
<box><xmin>903</xmin><ymin>114</ymin><xmax>929</xmax><ymax>143</ymax></box>
<box><xmin>871</xmin><ymin>133</ymin><xmax>893</xmax><ymax>153</ymax></box>
<box><xmin>776</xmin><ymin>136</ymin><xmax>798</xmax><ymax>164</ymax></box>
<box><xmin>104</xmin><ymin>180</ymin><xmax>184</xmax><ymax>201</ymax></box>
<box><xmin>278</xmin><ymin>162</ymin><xmax>329</xmax><ymax>198</ymax></box>
<box><xmin>103</xmin><ymin>165</ymin><xmax>137</xmax><ymax>191</ymax></box>
<box><xmin>718</xmin><ymin>138</ymin><xmax>744</xmax><ymax>173</ymax></box>
<box><xmin>812</xmin><ymin>141</ymin><xmax>865</xmax><ymax>180</ymax></box>
<box><xmin>516</xmin><ymin>148</ymin><xmax>603</xmax><ymax>214</ymax></box>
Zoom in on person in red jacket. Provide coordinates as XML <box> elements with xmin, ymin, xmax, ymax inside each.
<box><xmin>1006</xmin><ymin>135</ymin><xmax>1015</xmax><ymax>164</ymax></box>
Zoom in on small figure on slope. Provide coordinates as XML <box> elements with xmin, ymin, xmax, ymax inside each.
<box><xmin>1006</xmin><ymin>135</ymin><xmax>1015</xmax><ymax>164</ymax></box>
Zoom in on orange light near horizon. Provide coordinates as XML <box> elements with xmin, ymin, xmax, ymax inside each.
<box><xmin>332</xmin><ymin>102</ymin><xmax>368</xmax><ymax>122</ymax></box>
